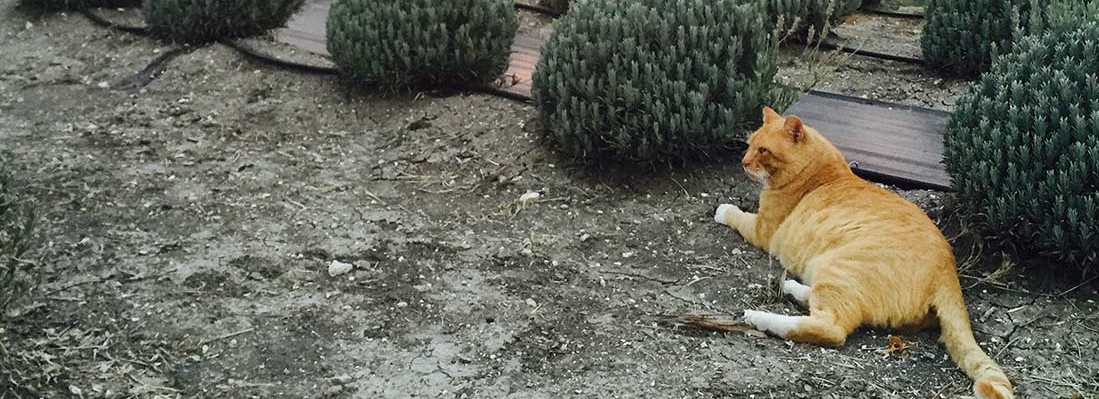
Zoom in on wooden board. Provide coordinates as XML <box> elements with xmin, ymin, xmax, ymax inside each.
<box><xmin>785</xmin><ymin>91</ymin><xmax>950</xmax><ymax>190</ymax></box>
<box><xmin>275</xmin><ymin>0</ymin><xmax>951</xmax><ymax>190</ymax></box>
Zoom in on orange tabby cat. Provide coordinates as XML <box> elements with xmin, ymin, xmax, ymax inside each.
<box><xmin>713</xmin><ymin>107</ymin><xmax>1014</xmax><ymax>399</ymax></box>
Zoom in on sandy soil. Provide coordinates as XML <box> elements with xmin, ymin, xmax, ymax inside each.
<box><xmin>1</xmin><ymin>2</ymin><xmax>1097</xmax><ymax>399</ymax></box>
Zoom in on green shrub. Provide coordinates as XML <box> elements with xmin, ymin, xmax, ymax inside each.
<box><xmin>326</xmin><ymin>0</ymin><xmax>517</xmax><ymax>89</ymax></box>
<box><xmin>768</xmin><ymin>0</ymin><xmax>862</xmax><ymax>37</ymax></box>
<box><xmin>144</xmin><ymin>0</ymin><xmax>305</xmax><ymax>43</ymax></box>
<box><xmin>921</xmin><ymin>0</ymin><xmax>1031</xmax><ymax>77</ymax></box>
<box><xmin>1029</xmin><ymin>0</ymin><xmax>1099</xmax><ymax>34</ymax></box>
<box><xmin>943</xmin><ymin>22</ymin><xmax>1099</xmax><ymax>268</ymax></box>
<box><xmin>533</xmin><ymin>0</ymin><xmax>793</xmax><ymax>162</ymax></box>
<box><xmin>27</xmin><ymin>0</ymin><xmax>140</xmax><ymax>9</ymax></box>
<box><xmin>921</xmin><ymin>0</ymin><xmax>1098</xmax><ymax>77</ymax></box>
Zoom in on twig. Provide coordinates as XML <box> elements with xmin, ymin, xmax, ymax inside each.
<box><xmin>992</xmin><ymin>336</ymin><xmax>1022</xmax><ymax>360</ymax></box>
<box><xmin>1057</xmin><ymin>274</ymin><xmax>1099</xmax><ymax>297</ymax></box>
<box><xmin>198</xmin><ymin>327</ymin><xmax>255</xmax><ymax>346</ymax></box>
<box><xmin>669</xmin><ymin>177</ymin><xmax>690</xmax><ymax>198</ymax></box>
<box><xmin>670</xmin><ymin>313</ymin><xmax>755</xmax><ymax>334</ymax></box>
<box><xmin>1020</xmin><ymin>375</ymin><xmax>1083</xmax><ymax>390</ymax></box>
<box><xmin>598</xmin><ymin>270</ymin><xmax>678</xmax><ymax>285</ymax></box>
<box><xmin>362</xmin><ymin>189</ymin><xmax>387</xmax><ymax>206</ymax></box>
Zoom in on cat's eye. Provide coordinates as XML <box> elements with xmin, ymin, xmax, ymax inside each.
<box><xmin>758</xmin><ymin>147</ymin><xmax>769</xmax><ymax>155</ymax></box>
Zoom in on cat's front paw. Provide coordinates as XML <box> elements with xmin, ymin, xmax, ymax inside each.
<box><xmin>714</xmin><ymin>204</ymin><xmax>739</xmax><ymax>225</ymax></box>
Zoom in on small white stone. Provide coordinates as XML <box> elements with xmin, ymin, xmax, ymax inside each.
<box><xmin>327</xmin><ymin>260</ymin><xmax>353</xmax><ymax>277</ymax></box>
<box><xmin>519</xmin><ymin>191</ymin><xmax>541</xmax><ymax>205</ymax></box>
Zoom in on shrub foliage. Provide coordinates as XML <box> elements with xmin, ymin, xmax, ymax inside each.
<box><xmin>144</xmin><ymin>0</ymin><xmax>305</xmax><ymax>43</ymax></box>
<box><xmin>326</xmin><ymin>0</ymin><xmax>518</xmax><ymax>89</ymax></box>
<box><xmin>533</xmin><ymin>0</ymin><xmax>793</xmax><ymax>162</ymax></box>
<box><xmin>29</xmin><ymin>0</ymin><xmax>140</xmax><ymax>9</ymax></box>
<box><xmin>943</xmin><ymin>22</ymin><xmax>1099</xmax><ymax>267</ymax></box>
<box><xmin>921</xmin><ymin>0</ymin><xmax>1031</xmax><ymax>77</ymax></box>
<box><xmin>768</xmin><ymin>0</ymin><xmax>862</xmax><ymax>36</ymax></box>
<box><xmin>922</xmin><ymin>0</ymin><xmax>1098</xmax><ymax>77</ymax></box>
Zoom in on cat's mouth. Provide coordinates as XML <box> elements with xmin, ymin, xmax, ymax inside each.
<box><xmin>744</xmin><ymin>167</ymin><xmax>770</xmax><ymax>185</ymax></box>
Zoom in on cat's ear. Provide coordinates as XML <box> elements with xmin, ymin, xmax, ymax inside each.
<box><xmin>763</xmin><ymin>106</ymin><xmax>781</xmax><ymax>124</ymax></box>
<box><xmin>784</xmin><ymin>116</ymin><xmax>804</xmax><ymax>143</ymax></box>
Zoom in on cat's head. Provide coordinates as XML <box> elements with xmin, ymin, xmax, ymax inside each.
<box><xmin>742</xmin><ymin>106</ymin><xmax>842</xmax><ymax>188</ymax></box>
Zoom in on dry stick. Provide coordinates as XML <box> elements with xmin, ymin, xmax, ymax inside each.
<box><xmin>599</xmin><ymin>270</ymin><xmax>678</xmax><ymax>285</ymax></box>
<box><xmin>992</xmin><ymin>336</ymin><xmax>1023</xmax><ymax>360</ymax></box>
<box><xmin>198</xmin><ymin>328</ymin><xmax>256</xmax><ymax>347</ymax></box>
<box><xmin>1056</xmin><ymin>274</ymin><xmax>1099</xmax><ymax>297</ymax></box>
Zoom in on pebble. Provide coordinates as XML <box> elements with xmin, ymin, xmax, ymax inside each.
<box><xmin>328</xmin><ymin>260</ymin><xmax>353</xmax><ymax>277</ymax></box>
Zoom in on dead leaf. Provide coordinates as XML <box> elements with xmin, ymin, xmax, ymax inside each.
<box><xmin>879</xmin><ymin>334</ymin><xmax>912</xmax><ymax>358</ymax></box>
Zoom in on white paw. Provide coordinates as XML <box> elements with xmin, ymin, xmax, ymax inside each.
<box><xmin>782</xmin><ymin>280</ymin><xmax>810</xmax><ymax>303</ymax></box>
<box><xmin>743</xmin><ymin>309</ymin><xmax>797</xmax><ymax>338</ymax></box>
<box><xmin>714</xmin><ymin>204</ymin><xmax>738</xmax><ymax>224</ymax></box>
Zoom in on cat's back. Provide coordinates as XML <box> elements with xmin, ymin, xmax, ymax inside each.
<box><xmin>769</xmin><ymin>176</ymin><xmax>952</xmax><ymax>270</ymax></box>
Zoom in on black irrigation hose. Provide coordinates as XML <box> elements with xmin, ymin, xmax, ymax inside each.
<box><xmin>514</xmin><ymin>2</ymin><xmax>560</xmax><ymax>17</ymax></box>
<box><xmin>860</xmin><ymin>6</ymin><xmax>924</xmax><ymax>19</ymax></box>
<box><xmin>80</xmin><ymin>8</ymin><xmax>148</xmax><ymax>34</ymax></box>
<box><xmin>79</xmin><ymin>9</ymin><xmax>531</xmax><ymax>103</ymax></box>
<box><xmin>225</xmin><ymin>40</ymin><xmax>532</xmax><ymax>103</ymax></box>
<box><xmin>126</xmin><ymin>47</ymin><xmax>195</xmax><ymax>89</ymax></box>
<box><xmin>812</xmin><ymin>38</ymin><xmax>926</xmax><ymax>65</ymax></box>
<box><xmin>463</xmin><ymin>84</ymin><xmax>533</xmax><ymax>103</ymax></box>
<box><xmin>220</xmin><ymin>39</ymin><xmax>339</xmax><ymax>76</ymax></box>
<box><xmin>81</xmin><ymin>9</ymin><xmax>192</xmax><ymax>89</ymax></box>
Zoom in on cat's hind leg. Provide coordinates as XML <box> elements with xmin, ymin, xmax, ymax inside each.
<box><xmin>742</xmin><ymin>309</ymin><xmax>851</xmax><ymax>347</ymax></box>
<box><xmin>784</xmin><ymin>311</ymin><xmax>852</xmax><ymax>347</ymax></box>
<box><xmin>742</xmin><ymin>310</ymin><xmax>799</xmax><ymax>337</ymax></box>
<box><xmin>786</xmin><ymin>282</ymin><xmax>862</xmax><ymax>347</ymax></box>
<box><xmin>746</xmin><ymin>282</ymin><xmax>860</xmax><ymax>347</ymax></box>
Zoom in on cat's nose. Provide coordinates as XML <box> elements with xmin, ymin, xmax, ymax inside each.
<box><xmin>741</xmin><ymin>158</ymin><xmax>751</xmax><ymax>168</ymax></box>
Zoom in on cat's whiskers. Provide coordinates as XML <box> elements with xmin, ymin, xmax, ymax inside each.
<box><xmin>744</xmin><ymin>167</ymin><xmax>771</xmax><ymax>188</ymax></box>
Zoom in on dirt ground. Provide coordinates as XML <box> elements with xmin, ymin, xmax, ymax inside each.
<box><xmin>1</xmin><ymin>2</ymin><xmax>1097</xmax><ymax>399</ymax></box>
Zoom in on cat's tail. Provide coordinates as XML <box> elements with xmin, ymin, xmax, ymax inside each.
<box><xmin>933</xmin><ymin>284</ymin><xmax>1015</xmax><ymax>399</ymax></box>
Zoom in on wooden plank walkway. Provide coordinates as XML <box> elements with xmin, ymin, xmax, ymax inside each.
<box><xmin>786</xmin><ymin>91</ymin><xmax>949</xmax><ymax>190</ymax></box>
<box><xmin>275</xmin><ymin>1</ymin><xmax>950</xmax><ymax>190</ymax></box>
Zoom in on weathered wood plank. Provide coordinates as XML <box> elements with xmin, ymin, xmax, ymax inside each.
<box><xmin>785</xmin><ymin>91</ymin><xmax>950</xmax><ymax>190</ymax></box>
